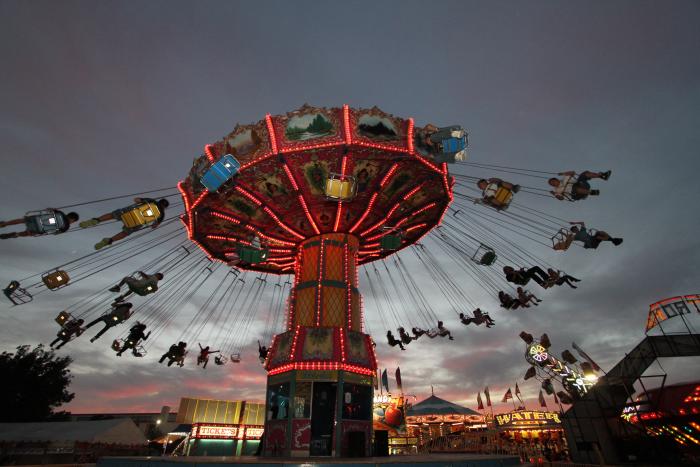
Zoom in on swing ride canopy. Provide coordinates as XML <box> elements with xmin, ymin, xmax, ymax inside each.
<box><xmin>178</xmin><ymin>104</ymin><xmax>454</xmax><ymax>274</ymax></box>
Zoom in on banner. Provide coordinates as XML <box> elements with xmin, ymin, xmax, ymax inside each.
<box><xmin>502</xmin><ymin>388</ymin><xmax>513</xmax><ymax>403</ymax></box>
<box><xmin>515</xmin><ymin>383</ymin><xmax>523</xmax><ymax>403</ymax></box>
<box><xmin>539</xmin><ymin>390</ymin><xmax>547</xmax><ymax>408</ymax></box>
<box><xmin>484</xmin><ymin>386</ymin><xmax>492</xmax><ymax>406</ymax></box>
<box><xmin>395</xmin><ymin>367</ymin><xmax>403</xmax><ymax>393</ymax></box>
<box><xmin>477</xmin><ymin>392</ymin><xmax>484</xmax><ymax>410</ymax></box>
<box><xmin>381</xmin><ymin>369</ymin><xmax>389</xmax><ymax>393</ymax></box>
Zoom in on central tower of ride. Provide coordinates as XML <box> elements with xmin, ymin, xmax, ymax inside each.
<box><xmin>179</xmin><ymin>105</ymin><xmax>456</xmax><ymax>456</ymax></box>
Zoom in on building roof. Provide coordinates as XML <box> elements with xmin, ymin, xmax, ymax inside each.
<box><xmin>0</xmin><ymin>418</ymin><xmax>147</xmax><ymax>444</ymax></box>
<box><xmin>407</xmin><ymin>395</ymin><xmax>479</xmax><ymax>416</ymax></box>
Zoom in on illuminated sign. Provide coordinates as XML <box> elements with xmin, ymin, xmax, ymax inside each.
<box><xmin>494</xmin><ymin>411</ymin><xmax>561</xmax><ymax>428</ymax></box>
<box><xmin>245</xmin><ymin>427</ymin><xmax>264</xmax><ymax>439</ymax></box>
<box><xmin>525</xmin><ymin>343</ymin><xmax>594</xmax><ymax>398</ymax></box>
<box><xmin>646</xmin><ymin>295</ymin><xmax>700</xmax><ymax>331</ymax></box>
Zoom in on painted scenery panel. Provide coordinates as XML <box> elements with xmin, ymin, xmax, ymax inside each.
<box><xmin>285</xmin><ymin>113</ymin><xmax>334</xmax><ymax>141</ymax></box>
<box><xmin>357</xmin><ymin>114</ymin><xmax>398</xmax><ymax>141</ymax></box>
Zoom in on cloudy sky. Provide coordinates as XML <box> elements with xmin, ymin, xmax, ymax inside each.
<box><xmin>1</xmin><ymin>0</ymin><xmax>699</xmax><ymax>416</ymax></box>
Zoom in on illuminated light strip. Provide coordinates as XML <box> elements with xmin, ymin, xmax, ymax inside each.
<box><xmin>298</xmin><ymin>195</ymin><xmax>320</xmax><ymax>235</ymax></box>
<box><xmin>316</xmin><ymin>239</ymin><xmax>325</xmax><ymax>326</ymax></box>
<box><xmin>344</xmin><ymin>243</ymin><xmax>351</xmax><ymax>329</ymax></box>
<box><xmin>268</xmin><ymin>248</ymin><xmax>294</xmax><ymax>254</ymax></box>
<box><xmin>354</xmin><ymin>140</ymin><xmax>407</xmax><ymax>153</ymax></box>
<box><xmin>282</xmin><ymin>164</ymin><xmax>299</xmax><ymax>190</ymax></box>
<box><xmin>263</xmin><ymin>206</ymin><xmax>305</xmax><ymax>240</ymax></box>
<box><xmin>333</xmin><ymin>155</ymin><xmax>349</xmax><ymax>232</ymax></box>
<box><xmin>348</xmin><ymin>192</ymin><xmax>378</xmax><ymax>233</ymax></box>
<box><xmin>289</xmin><ymin>325</ymin><xmax>302</xmax><ymax>360</ymax></box>
<box><xmin>359</xmin><ymin>184</ymin><xmax>422</xmax><ymax>237</ymax></box>
<box><xmin>205</xmin><ymin>144</ymin><xmax>216</xmax><ymax>163</ymax></box>
<box><xmin>287</xmin><ymin>249</ymin><xmax>302</xmax><ymax>329</ymax></box>
<box><xmin>267</xmin><ymin>361</ymin><xmax>375</xmax><ymax>376</ymax></box>
<box><xmin>283</xmin><ymin>163</ymin><xmax>320</xmax><ymax>235</ymax></box>
<box><xmin>264</xmin><ymin>335</ymin><xmax>278</xmax><ymax>370</ymax></box>
<box><xmin>379</xmin><ymin>163</ymin><xmax>399</xmax><ymax>188</ymax></box>
<box><xmin>265</xmin><ymin>260</ymin><xmax>296</xmax><ymax>268</ymax></box>
<box><xmin>406</xmin><ymin>118</ymin><xmax>442</xmax><ymax>174</ymax></box>
<box><xmin>191</xmin><ymin>190</ymin><xmax>208</xmax><ymax>210</ymax></box>
<box><xmin>441</xmin><ymin>162</ymin><xmax>453</xmax><ymax>201</ymax></box>
<box><xmin>363</xmin><ymin>201</ymin><xmax>438</xmax><ymax>241</ymax></box>
<box><xmin>234</xmin><ymin>186</ymin><xmax>262</xmax><ymax>206</ymax></box>
<box><xmin>266</xmin><ymin>255</ymin><xmax>294</xmax><ymax>262</ymax></box>
<box><xmin>362</xmin><ymin>242</ymin><xmax>380</xmax><ymax>248</ymax></box>
<box><xmin>207</xmin><ymin>234</ymin><xmax>252</xmax><ymax>245</ymax></box>
<box><xmin>405</xmin><ymin>223</ymin><xmax>429</xmax><ymax>233</ymax></box>
<box><xmin>343</xmin><ymin>104</ymin><xmax>352</xmax><ymax>144</ymax></box>
<box><xmin>177</xmin><ymin>182</ymin><xmax>194</xmax><ymax>239</ymax></box>
<box><xmin>358</xmin><ymin>249</ymin><xmax>382</xmax><ymax>255</ymax></box>
<box><xmin>402</xmin><ymin>184</ymin><xmax>423</xmax><ymax>201</ymax></box>
<box><xmin>407</xmin><ymin>118</ymin><xmax>414</xmax><ymax>153</ymax></box>
<box><xmin>265</xmin><ymin>114</ymin><xmax>279</xmax><ymax>154</ymax></box>
<box><xmin>210</xmin><ymin>210</ymin><xmax>296</xmax><ymax>246</ymax></box>
<box><xmin>240</xmin><ymin>151</ymin><xmax>274</xmax><ymax>171</ymax></box>
<box><xmin>209</xmin><ymin>211</ymin><xmax>242</xmax><ymax>225</ymax></box>
<box><xmin>279</xmin><ymin>140</ymin><xmax>341</xmax><ymax>154</ymax></box>
<box><xmin>358</xmin><ymin>282</ymin><xmax>365</xmax><ymax>333</ymax></box>
<box><xmin>339</xmin><ymin>327</ymin><xmax>347</xmax><ymax>363</ymax></box>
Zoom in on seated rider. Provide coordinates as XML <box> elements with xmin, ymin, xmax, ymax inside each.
<box><xmin>258</xmin><ymin>340</ymin><xmax>269</xmax><ymax>364</ymax></box>
<box><xmin>197</xmin><ymin>344</ymin><xmax>220</xmax><ymax>369</ymax></box>
<box><xmin>545</xmin><ymin>268</ymin><xmax>581</xmax><ymax>289</ymax></box>
<box><xmin>549</xmin><ymin>170</ymin><xmax>611</xmax><ymax>201</ymax></box>
<box><xmin>459</xmin><ymin>312</ymin><xmax>474</xmax><ymax>326</ymax></box>
<box><xmin>411</xmin><ymin>327</ymin><xmax>427</xmax><ymax>340</ymax></box>
<box><xmin>80</xmin><ymin>197</ymin><xmax>170</xmax><ymax>250</ymax></box>
<box><xmin>474</xmin><ymin>308</ymin><xmax>495</xmax><ymax>327</ymax></box>
<box><xmin>554</xmin><ymin>222</ymin><xmax>623</xmax><ymax>251</ymax></box>
<box><xmin>50</xmin><ymin>318</ymin><xmax>85</xmax><ymax>349</ymax></box>
<box><xmin>214</xmin><ymin>355</ymin><xmax>226</xmax><ymax>366</ymax></box>
<box><xmin>0</xmin><ymin>209</ymin><xmax>79</xmax><ymax>240</ymax></box>
<box><xmin>159</xmin><ymin>341</ymin><xmax>188</xmax><ymax>367</ymax></box>
<box><xmin>116</xmin><ymin>322</ymin><xmax>150</xmax><ymax>357</ymax></box>
<box><xmin>503</xmin><ymin>266</ymin><xmax>549</xmax><ymax>288</ymax></box>
<box><xmin>387</xmin><ymin>331</ymin><xmax>405</xmax><ymax>350</ymax></box>
<box><xmin>110</xmin><ymin>271</ymin><xmax>164</xmax><ymax>302</ymax></box>
<box><xmin>85</xmin><ymin>302</ymin><xmax>134</xmax><ymax>342</ymax></box>
<box><xmin>498</xmin><ymin>291</ymin><xmax>521</xmax><ymax>310</ymax></box>
<box><xmin>436</xmin><ymin>321</ymin><xmax>454</xmax><ymax>340</ymax></box>
<box><xmin>397</xmin><ymin>327</ymin><xmax>413</xmax><ymax>346</ymax></box>
<box><xmin>516</xmin><ymin>287</ymin><xmax>541</xmax><ymax>307</ymax></box>
<box><xmin>476</xmin><ymin>178</ymin><xmax>520</xmax><ymax>211</ymax></box>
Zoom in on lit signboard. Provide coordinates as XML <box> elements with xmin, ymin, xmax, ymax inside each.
<box><xmin>191</xmin><ymin>423</ymin><xmax>265</xmax><ymax>440</ymax></box>
<box><xmin>494</xmin><ymin>410</ymin><xmax>561</xmax><ymax>428</ymax></box>
<box><xmin>525</xmin><ymin>343</ymin><xmax>594</xmax><ymax>398</ymax></box>
<box><xmin>245</xmin><ymin>427</ymin><xmax>264</xmax><ymax>439</ymax></box>
<box><xmin>646</xmin><ymin>295</ymin><xmax>700</xmax><ymax>331</ymax></box>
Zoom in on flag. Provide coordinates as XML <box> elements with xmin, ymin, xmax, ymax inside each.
<box><xmin>539</xmin><ymin>390</ymin><xmax>547</xmax><ymax>408</ymax></box>
<box><xmin>395</xmin><ymin>367</ymin><xmax>403</xmax><ymax>393</ymax></box>
<box><xmin>572</xmin><ymin>341</ymin><xmax>601</xmax><ymax>371</ymax></box>
<box><xmin>502</xmin><ymin>387</ymin><xmax>513</xmax><ymax>403</ymax></box>
<box><xmin>484</xmin><ymin>386</ymin><xmax>492</xmax><ymax>406</ymax></box>
<box><xmin>381</xmin><ymin>369</ymin><xmax>389</xmax><ymax>393</ymax></box>
<box><xmin>477</xmin><ymin>392</ymin><xmax>484</xmax><ymax>410</ymax></box>
<box><xmin>515</xmin><ymin>383</ymin><xmax>523</xmax><ymax>403</ymax></box>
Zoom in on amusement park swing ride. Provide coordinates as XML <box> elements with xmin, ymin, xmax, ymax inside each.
<box><xmin>0</xmin><ymin>104</ymin><xmax>621</xmax><ymax>457</ymax></box>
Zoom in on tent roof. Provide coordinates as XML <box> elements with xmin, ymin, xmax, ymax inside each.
<box><xmin>407</xmin><ymin>395</ymin><xmax>479</xmax><ymax>416</ymax></box>
<box><xmin>0</xmin><ymin>418</ymin><xmax>147</xmax><ymax>444</ymax></box>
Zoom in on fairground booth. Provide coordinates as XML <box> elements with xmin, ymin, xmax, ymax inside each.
<box><xmin>373</xmin><ymin>393</ymin><xmax>415</xmax><ymax>455</ymax></box>
<box><xmin>406</xmin><ymin>394</ymin><xmax>485</xmax><ymax>442</ymax></box>
<box><xmin>168</xmin><ymin>397</ymin><xmax>264</xmax><ymax>456</ymax></box>
<box><xmin>493</xmin><ymin>409</ymin><xmax>564</xmax><ymax>444</ymax></box>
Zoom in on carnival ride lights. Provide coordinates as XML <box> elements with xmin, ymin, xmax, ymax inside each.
<box><xmin>520</xmin><ymin>331</ymin><xmax>597</xmax><ymax>401</ymax></box>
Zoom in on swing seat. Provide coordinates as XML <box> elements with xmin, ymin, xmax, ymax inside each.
<box><xmin>551</xmin><ymin>228</ymin><xmax>572</xmax><ymax>251</ymax></box>
<box><xmin>380</xmin><ymin>234</ymin><xmax>402</xmax><ymax>251</ymax></box>
<box><xmin>24</xmin><ymin>209</ymin><xmax>67</xmax><ymax>235</ymax></box>
<box><xmin>429</xmin><ymin>126</ymin><xmax>468</xmax><ymax>163</ymax></box>
<box><xmin>230</xmin><ymin>353</ymin><xmax>241</xmax><ymax>363</ymax></box>
<box><xmin>471</xmin><ymin>244</ymin><xmax>497</xmax><ymax>266</ymax></box>
<box><xmin>237</xmin><ymin>246</ymin><xmax>268</xmax><ymax>264</ymax></box>
<box><xmin>3</xmin><ymin>280</ymin><xmax>32</xmax><ymax>305</ymax></box>
<box><xmin>481</xmin><ymin>183</ymin><xmax>514</xmax><ymax>210</ymax></box>
<box><xmin>325</xmin><ymin>173</ymin><xmax>357</xmax><ymax>201</ymax></box>
<box><xmin>120</xmin><ymin>202</ymin><xmax>161</xmax><ymax>229</ymax></box>
<box><xmin>55</xmin><ymin>311</ymin><xmax>73</xmax><ymax>326</ymax></box>
<box><xmin>42</xmin><ymin>270</ymin><xmax>70</xmax><ymax>290</ymax></box>
<box><xmin>200</xmin><ymin>154</ymin><xmax>240</xmax><ymax>191</ymax></box>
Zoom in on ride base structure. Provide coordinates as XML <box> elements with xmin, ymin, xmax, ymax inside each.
<box><xmin>178</xmin><ymin>105</ymin><xmax>456</xmax><ymax>457</ymax></box>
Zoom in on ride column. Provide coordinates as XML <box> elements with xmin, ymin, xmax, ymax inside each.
<box><xmin>263</xmin><ymin>233</ymin><xmax>377</xmax><ymax>457</ymax></box>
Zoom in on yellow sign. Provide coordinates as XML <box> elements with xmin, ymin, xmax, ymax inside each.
<box><xmin>494</xmin><ymin>410</ymin><xmax>561</xmax><ymax>427</ymax></box>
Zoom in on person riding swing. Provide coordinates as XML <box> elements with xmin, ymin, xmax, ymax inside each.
<box><xmin>109</xmin><ymin>271</ymin><xmax>164</xmax><ymax>302</ymax></box>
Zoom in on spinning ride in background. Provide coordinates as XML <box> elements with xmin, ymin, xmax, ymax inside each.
<box><xmin>178</xmin><ymin>104</ymin><xmax>460</xmax><ymax>457</ymax></box>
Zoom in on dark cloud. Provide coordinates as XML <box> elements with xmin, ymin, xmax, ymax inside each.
<box><xmin>1</xmin><ymin>0</ymin><xmax>700</xmax><ymax>414</ymax></box>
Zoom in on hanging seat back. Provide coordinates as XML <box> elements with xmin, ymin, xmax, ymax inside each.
<box><xmin>471</xmin><ymin>244</ymin><xmax>497</xmax><ymax>266</ymax></box>
<box><xmin>482</xmin><ymin>183</ymin><xmax>513</xmax><ymax>209</ymax></box>
<box><xmin>325</xmin><ymin>173</ymin><xmax>357</xmax><ymax>201</ymax></box>
<box><xmin>42</xmin><ymin>270</ymin><xmax>70</xmax><ymax>290</ymax></box>
<box><xmin>230</xmin><ymin>353</ymin><xmax>241</xmax><ymax>363</ymax></box>
<box><xmin>24</xmin><ymin>209</ymin><xmax>67</xmax><ymax>235</ymax></box>
<box><xmin>237</xmin><ymin>245</ymin><xmax>268</xmax><ymax>264</ymax></box>
<box><xmin>551</xmin><ymin>228</ymin><xmax>572</xmax><ymax>251</ymax></box>
<box><xmin>3</xmin><ymin>280</ymin><xmax>32</xmax><ymax>305</ymax></box>
<box><xmin>120</xmin><ymin>202</ymin><xmax>161</xmax><ymax>229</ymax></box>
<box><xmin>200</xmin><ymin>154</ymin><xmax>240</xmax><ymax>191</ymax></box>
<box><xmin>380</xmin><ymin>234</ymin><xmax>402</xmax><ymax>251</ymax></box>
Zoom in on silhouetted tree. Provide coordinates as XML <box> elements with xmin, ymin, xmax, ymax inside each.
<box><xmin>0</xmin><ymin>345</ymin><xmax>74</xmax><ymax>422</ymax></box>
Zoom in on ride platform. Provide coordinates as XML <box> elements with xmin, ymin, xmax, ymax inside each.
<box><xmin>98</xmin><ymin>453</ymin><xmax>520</xmax><ymax>467</ymax></box>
